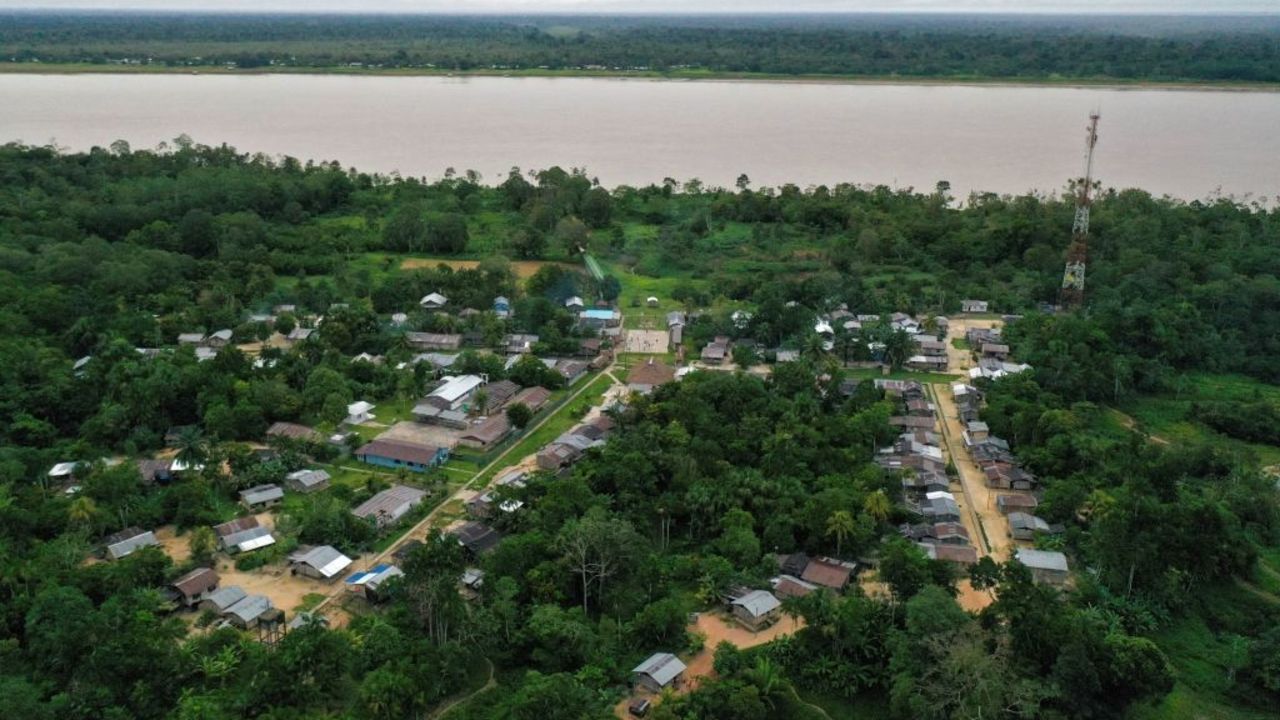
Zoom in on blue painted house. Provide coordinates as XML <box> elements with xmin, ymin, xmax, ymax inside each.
<box><xmin>493</xmin><ymin>296</ymin><xmax>511</xmax><ymax>318</ymax></box>
<box><xmin>355</xmin><ymin>439</ymin><xmax>449</xmax><ymax>472</ymax></box>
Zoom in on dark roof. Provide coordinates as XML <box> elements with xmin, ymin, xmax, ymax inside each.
<box><xmin>450</xmin><ymin>521</ymin><xmax>503</xmax><ymax>554</ymax></box>
<box><xmin>266</xmin><ymin>421</ymin><xmax>322</xmax><ymax>442</ymax></box>
<box><xmin>510</xmin><ymin>386</ymin><xmax>551</xmax><ymax>411</ymax></box>
<box><xmin>779</xmin><ymin>552</ymin><xmax>810</xmax><ymax>577</ymax></box>
<box><xmin>460</xmin><ymin>415</ymin><xmax>511</xmax><ymax>445</ymax></box>
<box><xmin>392</xmin><ymin>539</ymin><xmax>423</xmax><ymax>562</ymax></box>
<box><xmin>357</xmin><ymin>439</ymin><xmax>442</xmax><ymax>466</ymax></box>
<box><xmin>212</xmin><ymin>516</ymin><xmax>260</xmax><ymax>539</ymax></box>
<box><xmin>484</xmin><ymin>380</ymin><xmax>520</xmax><ymax>407</ymax></box>
<box><xmin>172</xmin><ymin>567</ymin><xmax>218</xmax><ymax>597</ymax></box>
<box><xmin>627</xmin><ymin>359</ymin><xmax>676</xmax><ymax>388</ymax></box>
<box><xmin>801</xmin><ymin>558</ymin><xmax>854</xmax><ymax>589</ymax></box>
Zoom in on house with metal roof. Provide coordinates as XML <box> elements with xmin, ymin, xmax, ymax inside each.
<box><xmin>578</xmin><ymin>308</ymin><xmax>621</xmax><ymax>330</ymax></box>
<box><xmin>356</xmin><ymin>440</ymin><xmax>449</xmax><ymax>473</ymax></box>
<box><xmin>451</xmin><ymin>521</ymin><xmax>504</xmax><ymax>557</ymax></box>
<box><xmin>1008</xmin><ymin>512</ymin><xmax>1053</xmax><ymax>541</ymax></box>
<box><xmin>772</xmin><ymin>574</ymin><xmax>818</xmax><ymax>599</ymax></box>
<box><xmin>730</xmin><ymin>589</ymin><xmax>783</xmax><ymax>631</ymax></box>
<box><xmin>104</xmin><ymin>527</ymin><xmax>159</xmax><ymax>560</ymax></box>
<box><xmin>632</xmin><ymin>652</ymin><xmax>687</xmax><ymax>693</ymax></box>
<box><xmin>222</xmin><ymin>525</ymin><xmax>277</xmax><ymax>554</ymax></box>
<box><xmin>171</xmin><ymin>568</ymin><xmax>219</xmax><ymax>608</ymax></box>
<box><xmin>424</xmin><ymin>374</ymin><xmax>485</xmax><ymax>411</ymax></box>
<box><xmin>1016</xmin><ymin>548</ymin><xmax>1070</xmax><ymax>586</ymax></box>
<box><xmin>288</xmin><ymin>545</ymin><xmax>354</xmax><ymax>581</ymax></box>
<box><xmin>286</xmin><ymin>469</ymin><xmax>331</xmax><ymax>494</ymax></box>
<box><xmin>405</xmin><ymin>331</ymin><xmax>463</xmax><ymax>351</ymax></box>
<box><xmin>458</xmin><ymin>415</ymin><xmax>512</xmax><ymax>449</ymax></box>
<box><xmin>200</xmin><ymin>585</ymin><xmax>247</xmax><ymax>614</ymax></box>
<box><xmin>239</xmin><ymin>483</ymin><xmax>284</xmax><ymax>511</ymax></box>
<box><xmin>222</xmin><ymin>594</ymin><xmax>274</xmax><ymax>629</ymax></box>
<box><xmin>345</xmin><ymin>564</ymin><xmax>405</xmax><ymax>602</ymax></box>
<box><xmin>352</xmin><ymin>485</ymin><xmax>428</xmax><ymax>527</ymax></box>
<box><xmin>800</xmin><ymin>557</ymin><xmax>856</xmax><ymax>592</ymax></box>
<box><xmin>345</xmin><ymin>400</ymin><xmax>376</xmax><ymax>425</ymax></box>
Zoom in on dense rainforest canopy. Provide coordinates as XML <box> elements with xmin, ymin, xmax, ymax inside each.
<box><xmin>0</xmin><ymin>141</ymin><xmax>1278</xmax><ymax>719</ymax></box>
<box><xmin>3</xmin><ymin>12</ymin><xmax>1280</xmax><ymax>82</ymax></box>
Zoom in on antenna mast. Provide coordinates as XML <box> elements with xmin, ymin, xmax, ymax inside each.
<box><xmin>1059</xmin><ymin>111</ymin><xmax>1101</xmax><ymax>310</ymax></box>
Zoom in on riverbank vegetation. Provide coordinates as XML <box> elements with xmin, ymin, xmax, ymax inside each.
<box><xmin>3</xmin><ymin>12</ymin><xmax>1280</xmax><ymax>85</ymax></box>
<box><xmin>0</xmin><ymin>141</ymin><xmax>1278</xmax><ymax>718</ymax></box>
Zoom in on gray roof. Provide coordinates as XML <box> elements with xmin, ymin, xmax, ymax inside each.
<box><xmin>1008</xmin><ymin>512</ymin><xmax>1051</xmax><ymax>532</ymax></box>
<box><xmin>106</xmin><ymin>529</ymin><xmax>158</xmax><ymax>560</ymax></box>
<box><xmin>289</xmin><ymin>545</ymin><xmax>353</xmax><ymax>578</ymax></box>
<box><xmin>223</xmin><ymin>594</ymin><xmax>273</xmax><ymax>623</ymax></box>
<box><xmin>204</xmin><ymin>585</ymin><xmax>247</xmax><ymax>611</ymax></box>
<box><xmin>221</xmin><ymin>525</ymin><xmax>275</xmax><ymax>550</ymax></box>
<box><xmin>633</xmin><ymin>652</ymin><xmax>687</xmax><ymax>686</ymax></box>
<box><xmin>1016</xmin><ymin>548</ymin><xmax>1069</xmax><ymax>573</ymax></box>
<box><xmin>731</xmin><ymin>589</ymin><xmax>782</xmax><ymax>618</ymax></box>
<box><xmin>240</xmin><ymin>484</ymin><xmax>284</xmax><ymax>505</ymax></box>
<box><xmin>286</xmin><ymin>469</ymin><xmax>331</xmax><ymax>489</ymax></box>
<box><xmin>352</xmin><ymin>485</ymin><xmax>428</xmax><ymax>521</ymax></box>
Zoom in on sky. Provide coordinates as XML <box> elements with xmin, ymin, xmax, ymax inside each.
<box><xmin>2</xmin><ymin>1</ymin><xmax>1275</xmax><ymax>14</ymax></box>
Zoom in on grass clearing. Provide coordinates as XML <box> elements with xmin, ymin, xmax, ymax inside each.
<box><xmin>1122</xmin><ymin>372</ymin><xmax>1280</xmax><ymax>465</ymax></box>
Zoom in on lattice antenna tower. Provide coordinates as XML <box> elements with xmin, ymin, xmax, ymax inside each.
<box><xmin>1059</xmin><ymin>111</ymin><xmax>1101</xmax><ymax>309</ymax></box>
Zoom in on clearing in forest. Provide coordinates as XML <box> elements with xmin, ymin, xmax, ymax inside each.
<box><xmin>399</xmin><ymin>257</ymin><xmax>574</xmax><ymax>279</ymax></box>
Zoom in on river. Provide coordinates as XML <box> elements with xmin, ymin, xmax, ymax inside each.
<box><xmin>3</xmin><ymin>73</ymin><xmax>1278</xmax><ymax>201</ymax></box>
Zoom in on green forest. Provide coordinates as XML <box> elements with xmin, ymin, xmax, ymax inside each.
<box><xmin>3</xmin><ymin>12</ymin><xmax>1280</xmax><ymax>83</ymax></box>
<box><xmin>0</xmin><ymin>140</ymin><xmax>1278</xmax><ymax>720</ymax></box>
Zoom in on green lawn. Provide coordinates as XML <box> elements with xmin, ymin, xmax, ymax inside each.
<box><xmin>1121</xmin><ymin>372</ymin><xmax>1280</xmax><ymax>465</ymax></box>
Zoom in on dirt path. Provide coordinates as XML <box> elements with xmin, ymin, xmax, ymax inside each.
<box><xmin>433</xmin><ymin>658</ymin><xmax>496</xmax><ymax>720</ymax></box>
<box><xmin>1110</xmin><ymin>409</ymin><xmax>1171</xmax><ymax>445</ymax></box>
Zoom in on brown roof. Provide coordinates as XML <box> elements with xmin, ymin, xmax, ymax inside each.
<box><xmin>485</xmin><ymin>380</ymin><xmax>520</xmax><ymax>408</ymax></box>
<box><xmin>172</xmin><ymin>567</ymin><xmax>219</xmax><ymax>598</ymax></box>
<box><xmin>510</xmin><ymin>386</ymin><xmax>551</xmax><ymax>411</ymax></box>
<box><xmin>932</xmin><ymin>545</ymin><xmax>979</xmax><ymax>565</ymax></box>
<box><xmin>998</xmin><ymin>494</ymin><xmax>1039</xmax><ymax>509</ymax></box>
<box><xmin>266</xmin><ymin>422</ymin><xmax>321</xmax><ymax>442</ymax></box>
<box><xmin>460</xmin><ymin>415</ymin><xmax>512</xmax><ymax>445</ymax></box>
<box><xmin>932</xmin><ymin>522</ymin><xmax>970</xmax><ymax>539</ymax></box>
<box><xmin>358</xmin><ymin>439</ymin><xmax>443</xmax><ymax>466</ymax></box>
<box><xmin>626</xmin><ymin>359</ymin><xmax>676</xmax><ymax>388</ymax></box>
<box><xmin>212</xmin><ymin>516</ymin><xmax>260</xmax><ymax>539</ymax></box>
<box><xmin>801</xmin><ymin>559</ymin><xmax>854</xmax><ymax>590</ymax></box>
<box><xmin>890</xmin><ymin>416</ymin><xmax>936</xmax><ymax>429</ymax></box>
<box><xmin>774</xmin><ymin>576</ymin><xmax>816</xmax><ymax>599</ymax></box>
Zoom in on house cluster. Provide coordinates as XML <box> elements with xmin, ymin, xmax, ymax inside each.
<box><xmin>869</xmin><ymin>380</ymin><xmax>978</xmax><ymax>566</ymax></box>
<box><xmin>965</xmin><ymin>325</ymin><xmax>1032</xmax><ymax>380</ymax></box>
<box><xmin>536</xmin><ymin>415</ymin><xmax>616</xmax><ymax>472</ymax></box>
<box><xmin>771</xmin><ymin>552</ymin><xmax>858</xmax><ymax>598</ymax></box>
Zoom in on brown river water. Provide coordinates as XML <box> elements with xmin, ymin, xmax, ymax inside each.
<box><xmin>3</xmin><ymin>73</ymin><xmax>1278</xmax><ymax>201</ymax></box>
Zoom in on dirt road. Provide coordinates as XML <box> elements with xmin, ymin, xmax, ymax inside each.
<box><xmin>311</xmin><ymin>365</ymin><xmax>626</xmax><ymax>616</ymax></box>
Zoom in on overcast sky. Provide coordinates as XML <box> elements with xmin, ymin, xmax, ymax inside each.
<box><xmin>2</xmin><ymin>1</ymin><xmax>1274</xmax><ymax>14</ymax></box>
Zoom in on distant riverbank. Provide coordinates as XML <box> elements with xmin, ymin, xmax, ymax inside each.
<box><xmin>3</xmin><ymin>62</ymin><xmax>1279</xmax><ymax>93</ymax></box>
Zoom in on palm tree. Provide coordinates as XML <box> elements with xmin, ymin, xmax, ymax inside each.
<box><xmin>68</xmin><ymin>496</ymin><xmax>99</xmax><ymax>527</ymax></box>
<box><xmin>748</xmin><ymin>657</ymin><xmax>788</xmax><ymax>710</ymax></box>
<box><xmin>825</xmin><ymin>510</ymin><xmax>855</xmax><ymax>558</ymax></box>
<box><xmin>863</xmin><ymin>490</ymin><xmax>891</xmax><ymax>524</ymax></box>
<box><xmin>174</xmin><ymin>425</ymin><xmax>209</xmax><ymax>468</ymax></box>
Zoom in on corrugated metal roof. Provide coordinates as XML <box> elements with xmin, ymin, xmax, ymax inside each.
<box><xmin>204</xmin><ymin>585</ymin><xmax>246</xmax><ymax>610</ymax></box>
<box><xmin>240</xmin><ymin>484</ymin><xmax>283</xmax><ymax>505</ymax></box>
<box><xmin>731</xmin><ymin>589</ymin><xmax>781</xmax><ymax>618</ymax></box>
<box><xmin>290</xmin><ymin>545</ymin><xmax>353</xmax><ymax>579</ymax></box>
<box><xmin>633</xmin><ymin>652</ymin><xmax>687</xmax><ymax>686</ymax></box>
<box><xmin>223</xmin><ymin>594</ymin><xmax>272</xmax><ymax>622</ymax></box>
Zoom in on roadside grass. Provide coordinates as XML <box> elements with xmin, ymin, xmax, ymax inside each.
<box><xmin>1122</xmin><ymin>372</ymin><xmax>1280</xmax><ymax>465</ymax></box>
